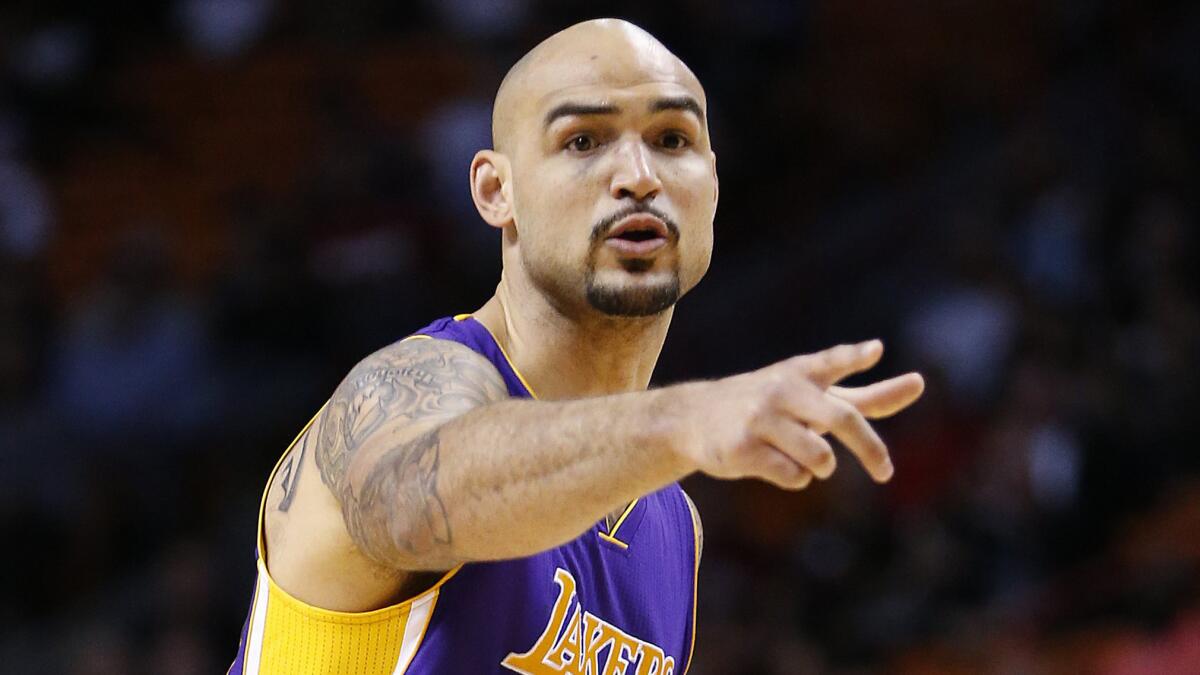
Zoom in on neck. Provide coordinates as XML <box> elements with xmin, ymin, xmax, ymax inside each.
<box><xmin>472</xmin><ymin>275</ymin><xmax>672</xmax><ymax>400</ymax></box>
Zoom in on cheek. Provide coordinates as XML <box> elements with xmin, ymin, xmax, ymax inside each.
<box><xmin>666</xmin><ymin>160</ymin><xmax>717</xmax><ymax>283</ymax></box>
<box><xmin>664</xmin><ymin>153</ymin><xmax>715</xmax><ymax>205</ymax></box>
<box><xmin>512</xmin><ymin>169</ymin><xmax>594</xmax><ymax>265</ymax></box>
<box><xmin>515</xmin><ymin>163</ymin><xmax>592</xmax><ymax>225</ymax></box>
<box><xmin>668</xmin><ymin>162</ymin><xmax>716</xmax><ymax>236</ymax></box>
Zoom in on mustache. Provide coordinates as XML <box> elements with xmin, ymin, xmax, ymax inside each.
<box><xmin>589</xmin><ymin>204</ymin><xmax>681</xmax><ymax>243</ymax></box>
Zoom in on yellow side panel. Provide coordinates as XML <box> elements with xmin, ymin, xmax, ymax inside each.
<box><xmin>256</xmin><ymin>583</ymin><xmax>409</xmax><ymax>675</ymax></box>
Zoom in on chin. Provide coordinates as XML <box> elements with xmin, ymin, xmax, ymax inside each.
<box><xmin>585</xmin><ymin>270</ymin><xmax>681</xmax><ymax>317</ymax></box>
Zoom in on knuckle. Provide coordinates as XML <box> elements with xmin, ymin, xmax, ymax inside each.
<box><xmin>812</xmin><ymin>446</ymin><xmax>836</xmax><ymax>469</ymax></box>
<box><xmin>763</xmin><ymin>387</ymin><xmax>790</xmax><ymax>411</ymax></box>
<box><xmin>833</xmin><ymin>405</ymin><xmax>857</xmax><ymax>429</ymax></box>
<box><xmin>745</xmin><ymin>403</ymin><xmax>772</xmax><ymax>430</ymax></box>
<box><xmin>734</xmin><ymin>431</ymin><xmax>759</xmax><ymax>455</ymax></box>
<box><xmin>792</xmin><ymin>354</ymin><xmax>819</xmax><ymax>378</ymax></box>
<box><xmin>816</xmin><ymin>349</ymin><xmax>836</xmax><ymax>368</ymax></box>
<box><xmin>809</xmin><ymin>450</ymin><xmax>836</xmax><ymax>479</ymax></box>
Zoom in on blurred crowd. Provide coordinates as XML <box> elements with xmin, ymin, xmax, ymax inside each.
<box><xmin>1</xmin><ymin>1</ymin><xmax>1197</xmax><ymax>673</ymax></box>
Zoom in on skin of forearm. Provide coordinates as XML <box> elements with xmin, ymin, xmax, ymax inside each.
<box><xmin>351</xmin><ymin>386</ymin><xmax>698</xmax><ymax>571</ymax></box>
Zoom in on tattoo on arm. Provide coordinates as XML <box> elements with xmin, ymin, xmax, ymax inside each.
<box><xmin>313</xmin><ymin>338</ymin><xmax>508</xmax><ymax>567</ymax></box>
<box><xmin>343</xmin><ymin>430</ymin><xmax>451</xmax><ymax>564</ymax></box>
<box><xmin>277</xmin><ymin>433</ymin><xmax>308</xmax><ymax>512</ymax></box>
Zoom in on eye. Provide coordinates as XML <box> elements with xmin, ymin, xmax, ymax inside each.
<box><xmin>659</xmin><ymin>131</ymin><xmax>691</xmax><ymax>150</ymax></box>
<box><xmin>566</xmin><ymin>134</ymin><xmax>597</xmax><ymax>152</ymax></box>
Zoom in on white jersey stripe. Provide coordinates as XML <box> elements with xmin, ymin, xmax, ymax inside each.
<box><xmin>393</xmin><ymin>590</ymin><xmax>439</xmax><ymax>674</ymax></box>
<box><xmin>244</xmin><ymin>564</ymin><xmax>271</xmax><ymax>674</ymax></box>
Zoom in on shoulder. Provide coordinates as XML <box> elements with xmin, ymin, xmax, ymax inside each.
<box><xmin>330</xmin><ymin>336</ymin><xmax>509</xmax><ymax>426</ymax></box>
<box><xmin>314</xmin><ymin>336</ymin><xmax>510</xmax><ymax>493</ymax></box>
<box><xmin>264</xmin><ymin>336</ymin><xmax>511</xmax><ymax>607</ymax></box>
<box><xmin>340</xmin><ymin>336</ymin><xmax>507</xmax><ymax>397</ymax></box>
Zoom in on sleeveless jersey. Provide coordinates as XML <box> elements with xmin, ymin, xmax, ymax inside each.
<box><xmin>229</xmin><ymin>314</ymin><xmax>700</xmax><ymax>674</ymax></box>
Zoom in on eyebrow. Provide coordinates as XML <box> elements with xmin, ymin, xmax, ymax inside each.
<box><xmin>543</xmin><ymin>102</ymin><xmax>619</xmax><ymax>127</ymax></box>
<box><xmin>543</xmin><ymin>96</ymin><xmax>705</xmax><ymax>128</ymax></box>
<box><xmin>650</xmin><ymin>96</ymin><xmax>705</xmax><ymax>122</ymax></box>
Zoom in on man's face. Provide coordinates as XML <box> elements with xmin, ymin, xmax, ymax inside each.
<box><xmin>503</xmin><ymin>46</ymin><xmax>717</xmax><ymax>319</ymax></box>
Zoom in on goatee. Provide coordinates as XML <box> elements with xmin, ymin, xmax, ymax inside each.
<box><xmin>585</xmin><ymin>273</ymin><xmax>680</xmax><ymax>317</ymax></box>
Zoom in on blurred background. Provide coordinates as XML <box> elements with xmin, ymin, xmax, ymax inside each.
<box><xmin>1</xmin><ymin>1</ymin><xmax>1198</xmax><ymax>673</ymax></box>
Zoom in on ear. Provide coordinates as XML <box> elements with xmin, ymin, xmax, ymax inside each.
<box><xmin>470</xmin><ymin>150</ymin><xmax>514</xmax><ymax>229</ymax></box>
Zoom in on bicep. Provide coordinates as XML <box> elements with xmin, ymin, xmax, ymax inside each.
<box><xmin>311</xmin><ymin>337</ymin><xmax>509</xmax><ymax>567</ymax></box>
<box><xmin>313</xmin><ymin>337</ymin><xmax>508</xmax><ymax>496</ymax></box>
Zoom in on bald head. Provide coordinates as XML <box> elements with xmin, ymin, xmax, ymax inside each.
<box><xmin>492</xmin><ymin>19</ymin><xmax>705</xmax><ymax>154</ymax></box>
<box><xmin>467</xmin><ymin>18</ymin><xmax>718</xmax><ymax>324</ymax></box>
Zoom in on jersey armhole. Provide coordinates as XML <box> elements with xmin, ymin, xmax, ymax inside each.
<box><xmin>255</xmin><ymin>400</ymin><xmax>464</xmax><ymax>619</ymax></box>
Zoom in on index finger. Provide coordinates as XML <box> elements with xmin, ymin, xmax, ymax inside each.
<box><xmin>785</xmin><ymin>380</ymin><xmax>894</xmax><ymax>483</ymax></box>
<box><xmin>829</xmin><ymin>372</ymin><xmax>925</xmax><ymax>419</ymax></box>
<box><xmin>795</xmin><ymin>340</ymin><xmax>884</xmax><ymax>389</ymax></box>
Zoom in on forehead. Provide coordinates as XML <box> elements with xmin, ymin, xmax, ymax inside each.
<box><xmin>521</xmin><ymin>45</ymin><xmax>705</xmax><ymax>120</ymax></box>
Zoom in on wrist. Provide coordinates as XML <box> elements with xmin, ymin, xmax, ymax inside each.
<box><xmin>639</xmin><ymin>384</ymin><xmax>703</xmax><ymax>480</ymax></box>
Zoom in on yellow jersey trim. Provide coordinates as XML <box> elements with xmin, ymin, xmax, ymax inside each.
<box><xmin>597</xmin><ymin>498</ymin><xmax>641</xmax><ymax>549</ymax></box>
<box><xmin>609</xmin><ymin>499</ymin><xmax>637</xmax><ymax>534</ymax></box>
<box><xmin>596</xmin><ymin>532</ymin><xmax>630</xmax><ymax>549</ymax></box>
<box><xmin>455</xmin><ymin>313</ymin><xmax>541</xmax><ymax>400</ymax></box>
<box><xmin>255</xmin><ymin>407</ymin><xmax>325</xmax><ymax>559</ymax></box>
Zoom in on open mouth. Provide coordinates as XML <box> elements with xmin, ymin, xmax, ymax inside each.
<box><xmin>604</xmin><ymin>214</ymin><xmax>671</xmax><ymax>256</ymax></box>
<box><xmin>613</xmin><ymin>229</ymin><xmax>662</xmax><ymax>242</ymax></box>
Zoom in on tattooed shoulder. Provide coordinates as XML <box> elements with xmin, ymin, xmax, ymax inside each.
<box><xmin>311</xmin><ymin>337</ymin><xmax>508</xmax><ymax>568</ymax></box>
<box><xmin>314</xmin><ymin>338</ymin><xmax>508</xmax><ymax>493</ymax></box>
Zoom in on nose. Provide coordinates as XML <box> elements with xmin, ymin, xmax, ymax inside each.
<box><xmin>609</xmin><ymin>138</ymin><xmax>663</xmax><ymax>201</ymax></box>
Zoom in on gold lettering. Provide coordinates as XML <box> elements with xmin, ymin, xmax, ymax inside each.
<box><xmin>546</xmin><ymin>606</ymin><xmax>582</xmax><ymax>673</ymax></box>
<box><xmin>582</xmin><ymin>613</ymin><xmax>614</xmax><ymax>675</ymax></box>
<box><xmin>502</xmin><ymin>568</ymin><xmax>577</xmax><ymax>674</ymax></box>
<box><xmin>502</xmin><ymin>568</ymin><xmax>676</xmax><ymax>675</ymax></box>
<box><xmin>632</xmin><ymin>640</ymin><xmax>674</xmax><ymax>675</ymax></box>
<box><xmin>633</xmin><ymin>641</ymin><xmax>661</xmax><ymax>675</ymax></box>
<box><xmin>600</xmin><ymin>633</ymin><xmax>638</xmax><ymax>675</ymax></box>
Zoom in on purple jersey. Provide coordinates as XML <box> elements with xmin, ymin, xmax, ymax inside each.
<box><xmin>230</xmin><ymin>314</ymin><xmax>699</xmax><ymax>674</ymax></box>
<box><xmin>407</xmin><ymin>315</ymin><xmax>698</xmax><ymax>674</ymax></box>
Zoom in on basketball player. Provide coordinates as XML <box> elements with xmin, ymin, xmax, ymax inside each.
<box><xmin>230</xmin><ymin>18</ymin><xmax>924</xmax><ymax>674</ymax></box>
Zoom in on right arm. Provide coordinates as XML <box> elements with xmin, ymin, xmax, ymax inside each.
<box><xmin>312</xmin><ymin>337</ymin><xmax>693</xmax><ymax>571</ymax></box>
<box><xmin>311</xmin><ymin>336</ymin><xmax>923</xmax><ymax>574</ymax></box>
